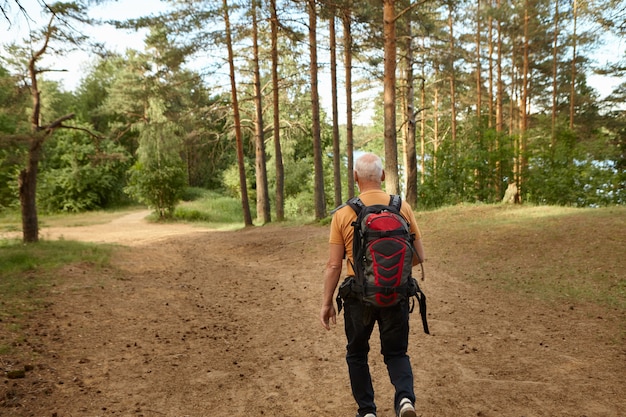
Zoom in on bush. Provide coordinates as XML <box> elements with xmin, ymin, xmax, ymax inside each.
<box><xmin>125</xmin><ymin>160</ymin><xmax>186</xmax><ymax>219</ymax></box>
<box><xmin>174</xmin><ymin>190</ymin><xmax>246</xmax><ymax>224</ymax></box>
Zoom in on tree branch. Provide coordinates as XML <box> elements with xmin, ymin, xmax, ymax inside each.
<box><xmin>394</xmin><ymin>0</ymin><xmax>429</xmax><ymax>23</ymax></box>
<box><xmin>39</xmin><ymin>113</ymin><xmax>75</xmax><ymax>131</ymax></box>
<box><xmin>58</xmin><ymin>124</ymin><xmax>105</xmax><ymax>141</ymax></box>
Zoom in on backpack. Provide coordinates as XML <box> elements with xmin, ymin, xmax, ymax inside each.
<box><xmin>336</xmin><ymin>195</ymin><xmax>430</xmax><ymax>334</ymax></box>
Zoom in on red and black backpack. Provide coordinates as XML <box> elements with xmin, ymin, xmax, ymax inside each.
<box><xmin>344</xmin><ymin>195</ymin><xmax>429</xmax><ymax>333</ymax></box>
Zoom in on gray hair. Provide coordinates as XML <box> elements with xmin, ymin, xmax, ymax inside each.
<box><xmin>354</xmin><ymin>152</ymin><xmax>383</xmax><ymax>182</ymax></box>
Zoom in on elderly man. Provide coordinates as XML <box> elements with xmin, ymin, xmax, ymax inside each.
<box><xmin>320</xmin><ymin>152</ymin><xmax>425</xmax><ymax>417</ymax></box>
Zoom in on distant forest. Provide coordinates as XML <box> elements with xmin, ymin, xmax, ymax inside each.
<box><xmin>1</xmin><ymin>0</ymin><xmax>624</xmax><ymax>241</ymax></box>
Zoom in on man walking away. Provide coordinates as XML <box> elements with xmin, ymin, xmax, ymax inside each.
<box><xmin>320</xmin><ymin>152</ymin><xmax>426</xmax><ymax>417</ymax></box>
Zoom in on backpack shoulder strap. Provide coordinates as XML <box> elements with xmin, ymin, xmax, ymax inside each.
<box><xmin>331</xmin><ymin>197</ymin><xmax>365</xmax><ymax>216</ymax></box>
<box><xmin>389</xmin><ymin>194</ymin><xmax>402</xmax><ymax>211</ymax></box>
<box><xmin>346</xmin><ymin>196</ymin><xmax>365</xmax><ymax>216</ymax></box>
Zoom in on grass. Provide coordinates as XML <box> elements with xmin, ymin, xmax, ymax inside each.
<box><xmin>0</xmin><ymin>206</ymin><xmax>145</xmax><ymax>232</ymax></box>
<box><xmin>417</xmin><ymin>204</ymin><xmax>626</xmax><ymax>309</ymax></box>
<box><xmin>0</xmin><ymin>240</ymin><xmax>114</xmax><ymax>313</ymax></box>
<box><xmin>175</xmin><ymin>191</ymin><xmax>244</xmax><ymax>225</ymax></box>
<box><xmin>0</xmin><ymin>239</ymin><xmax>115</xmax><ymax>355</ymax></box>
<box><xmin>175</xmin><ymin>189</ymin><xmax>279</xmax><ymax>228</ymax></box>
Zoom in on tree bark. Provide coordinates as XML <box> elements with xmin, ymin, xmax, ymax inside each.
<box><xmin>495</xmin><ymin>0</ymin><xmax>503</xmax><ymax>198</ymax></box>
<box><xmin>401</xmin><ymin>17</ymin><xmax>417</xmax><ymax>207</ymax></box>
<box><xmin>270</xmin><ymin>0</ymin><xmax>285</xmax><ymax>221</ymax></box>
<box><xmin>496</xmin><ymin>0</ymin><xmax>503</xmax><ymax>135</ymax></box>
<box><xmin>433</xmin><ymin>66</ymin><xmax>441</xmax><ymax>181</ymax></box>
<box><xmin>342</xmin><ymin>5</ymin><xmax>355</xmax><ymax>198</ymax></box>
<box><xmin>488</xmin><ymin>0</ymin><xmax>494</xmax><ymax>129</ymax></box>
<box><xmin>420</xmin><ymin>63</ymin><xmax>426</xmax><ymax>186</ymax></box>
<box><xmin>476</xmin><ymin>0</ymin><xmax>482</xmax><ymax>124</ymax></box>
<box><xmin>383</xmin><ymin>0</ymin><xmax>399</xmax><ymax>195</ymax></box>
<box><xmin>19</xmin><ymin>137</ymin><xmax>43</xmax><ymax>243</ymax></box>
<box><xmin>475</xmin><ymin>0</ymin><xmax>483</xmax><ymax>198</ymax></box>
<box><xmin>20</xmin><ymin>14</ymin><xmax>53</xmax><ymax>243</ymax></box>
<box><xmin>551</xmin><ymin>0</ymin><xmax>560</xmax><ymax>145</ymax></box>
<box><xmin>251</xmin><ymin>0</ymin><xmax>271</xmax><ymax>224</ymax></box>
<box><xmin>329</xmin><ymin>10</ymin><xmax>342</xmax><ymax>207</ymax></box>
<box><xmin>224</xmin><ymin>0</ymin><xmax>253</xmax><ymax>226</ymax></box>
<box><xmin>569</xmin><ymin>0</ymin><xmax>578</xmax><ymax>130</ymax></box>
<box><xmin>308</xmin><ymin>0</ymin><xmax>326</xmax><ymax>220</ymax></box>
<box><xmin>518</xmin><ymin>0</ymin><xmax>531</xmax><ymax>204</ymax></box>
<box><xmin>447</xmin><ymin>3</ymin><xmax>458</xmax><ymax>146</ymax></box>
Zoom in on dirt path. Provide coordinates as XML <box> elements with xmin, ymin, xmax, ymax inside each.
<box><xmin>38</xmin><ymin>210</ymin><xmax>209</xmax><ymax>246</ymax></box>
<box><xmin>1</xmin><ymin>211</ymin><xmax>624</xmax><ymax>417</ymax></box>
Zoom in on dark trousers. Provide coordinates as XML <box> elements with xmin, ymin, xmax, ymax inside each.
<box><xmin>343</xmin><ymin>297</ymin><xmax>415</xmax><ymax>417</ymax></box>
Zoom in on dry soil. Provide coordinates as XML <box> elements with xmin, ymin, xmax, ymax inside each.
<box><xmin>1</xmin><ymin>210</ymin><xmax>624</xmax><ymax>417</ymax></box>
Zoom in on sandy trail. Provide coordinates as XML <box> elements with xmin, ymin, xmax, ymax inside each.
<box><xmin>1</xmin><ymin>210</ymin><xmax>624</xmax><ymax>417</ymax></box>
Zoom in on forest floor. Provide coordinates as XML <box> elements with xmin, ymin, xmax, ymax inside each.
<box><xmin>1</xmin><ymin>208</ymin><xmax>624</xmax><ymax>417</ymax></box>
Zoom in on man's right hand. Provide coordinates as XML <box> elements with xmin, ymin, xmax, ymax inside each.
<box><xmin>320</xmin><ymin>304</ymin><xmax>337</xmax><ymax>330</ymax></box>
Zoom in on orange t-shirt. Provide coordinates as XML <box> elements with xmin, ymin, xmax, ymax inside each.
<box><xmin>329</xmin><ymin>189</ymin><xmax>422</xmax><ymax>276</ymax></box>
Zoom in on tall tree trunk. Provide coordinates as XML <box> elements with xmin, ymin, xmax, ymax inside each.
<box><xmin>447</xmin><ymin>3</ymin><xmax>458</xmax><ymax>146</ymax></box>
<box><xmin>551</xmin><ymin>0</ymin><xmax>560</xmax><ymax>145</ymax></box>
<box><xmin>433</xmin><ymin>66</ymin><xmax>441</xmax><ymax>181</ymax></box>
<box><xmin>383</xmin><ymin>0</ymin><xmax>399</xmax><ymax>194</ymax></box>
<box><xmin>476</xmin><ymin>0</ymin><xmax>482</xmax><ymax>124</ymax></box>
<box><xmin>496</xmin><ymin>0</ymin><xmax>503</xmax><ymax>135</ymax></box>
<box><xmin>511</xmin><ymin>43</ymin><xmax>519</xmax><ymax>200</ymax></box>
<box><xmin>308</xmin><ymin>0</ymin><xmax>326</xmax><ymax>219</ymax></box>
<box><xmin>20</xmin><ymin>15</ymin><xmax>67</xmax><ymax>243</ymax></box>
<box><xmin>224</xmin><ymin>0</ymin><xmax>253</xmax><ymax>226</ymax></box>
<box><xmin>329</xmin><ymin>10</ymin><xmax>342</xmax><ymax>207</ymax></box>
<box><xmin>495</xmin><ymin>0</ymin><xmax>503</xmax><ymax>198</ymax></box>
<box><xmin>487</xmin><ymin>0</ymin><xmax>496</xmax><ymax>198</ymax></box>
<box><xmin>522</xmin><ymin>3</ymin><xmax>530</xmax><ymax>129</ymax></box>
<box><xmin>488</xmin><ymin>0</ymin><xmax>494</xmax><ymax>129</ymax></box>
<box><xmin>420</xmin><ymin>65</ymin><xmax>426</xmax><ymax>186</ymax></box>
<box><xmin>509</xmin><ymin>43</ymin><xmax>516</xmax><ymax>136</ymax></box>
<box><xmin>401</xmin><ymin>17</ymin><xmax>417</xmax><ymax>207</ymax></box>
<box><xmin>270</xmin><ymin>0</ymin><xmax>285</xmax><ymax>221</ymax></box>
<box><xmin>342</xmin><ymin>5</ymin><xmax>355</xmax><ymax>198</ymax></box>
<box><xmin>474</xmin><ymin>0</ymin><xmax>483</xmax><ymax>199</ymax></box>
<box><xmin>252</xmin><ymin>0</ymin><xmax>271</xmax><ymax>224</ymax></box>
<box><xmin>569</xmin><ymin>0</ymin><xmax>578</xmax><ymax>130</ymax></box>
<box><xmin>21</xmin><ymin>38</ymin><xmax>46</xmax><ymax>243</ymax></box>
<box><xmin>518</xmin><ymin>0</ymin><xmax>531</xmax><ymax>204</ymax></box>
<box><xmin>19</xmin><ymin>137</ymin><xmax>43</xmax><ymax>243</ymax></box>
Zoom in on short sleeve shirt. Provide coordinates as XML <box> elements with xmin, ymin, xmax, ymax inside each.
<box><xmin>329</xmin><ymin>189</ymin><xmax>422</xmax><ymax>276</ymax></box>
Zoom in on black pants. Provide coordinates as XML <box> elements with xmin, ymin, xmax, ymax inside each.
<box><xmin>343</xmin><ymin>297</ymin><xmax>415</xmax><ymax>416</ymax></box>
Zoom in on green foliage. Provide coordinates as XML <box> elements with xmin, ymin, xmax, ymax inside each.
<box><xmin>181</xmin><ymin>93</ymin><xmax>233</xmax><ymax>190</ymax></box>
<box><xmin>126</xmin><ymin>160</ymin><xmax>186</xmax><ymax>219</ymax></box>
<box><xmin>285</xmin><ymin>191</ymin><xmax>316</xmax><ymax>219</ymax></box>
<box><xmin>0</xmin><ymin>147</ymin><xmax>21</xmax><ymax>211</ymax></box>
<box><xmin>38</xmin><ymin>128</ymin><xmax>131</xmax><ymax>212</ymax></box>
<box><xmin>525</xmin><ymin>128</ymin><xmax>625</xmax><ymax>206</ymax></box>
<box><xmin>174</xmin><ymin>189</ymin><xmax>245</xmax><ymax>225</ymax></box>
<box><xmin>73</xmin><ymin>57</ymin><xmax>120</xmax><ymax>133</ymax></box>
<box><xmin>124</xmin><ymin>99</ymin><xmax>187</xmax><ymax>219</ymax></box>
<box><xmin>180</xmin><ymin>186</ymin><xmax>209</xmax><ymax>202</ymax></box>
<box><xmin>0</xmin><ymin>64</ymin><xmax>26</xmax><ymax>135</ymax></box>
<box><xmin>221</xmin><ymin>161</ymin><xmax>254</xmax><ymax>200</ymax></box>
<box><xmin>0</xmin><ymin>64</ymin><xmax>29</xmax><ymax>211</ymax></box>
<box><xmin>1</xmin><ymin>0</ymin><xmax>623</xmax><ymax>221</ymax></box>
